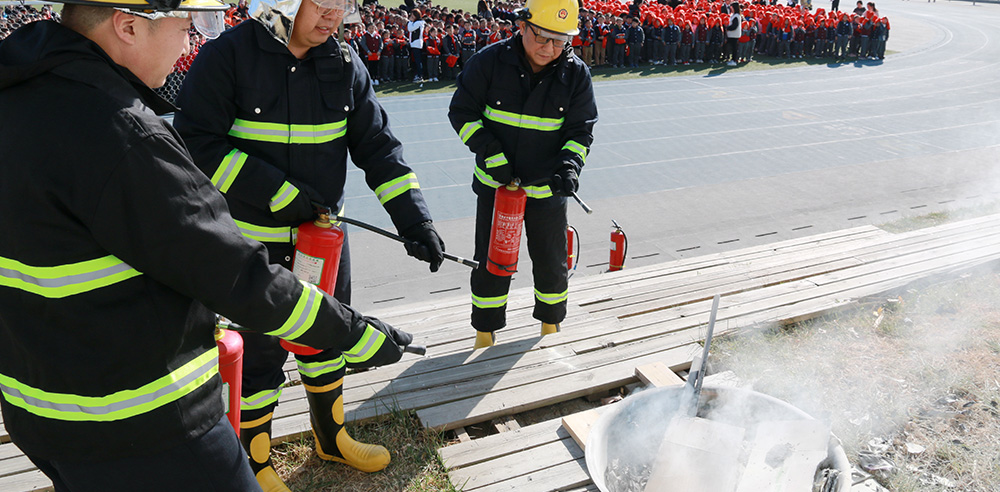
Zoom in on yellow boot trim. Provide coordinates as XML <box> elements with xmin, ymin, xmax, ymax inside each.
<box><xmin>240</xmin><ymin>411</ymin><xmax>274</xmax><ymax>430</ymax></box>
<box><xmin>541</xmin><ymin>323</ymin><xmax>560</xmax><ymax>335</ymax></box>
<box><xmin>303</xmin><ymin>378</ymin><xmax>344</xmax><ymax>394</ymax></box>
<box><xmin>473</xmin><ymin>330</ymin><xmax>495</xmax><ymax>349</ymax></box>
<box><xmin>315</xmin><ymin>427</ymin><xmax>391</xmax><ymax>473</ymax></box>
<box><xmin>254</xmin><ymin>465</ymin><xmax>292</xmax><ymax>492</ymax></box>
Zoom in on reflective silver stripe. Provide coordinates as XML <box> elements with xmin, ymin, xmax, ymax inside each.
<box><xmin>484</xmin><ymin>153</ymin><xmax>508</xmax><ymax>169</ymax></box>
<box><xmin>523</xmin><ymin>185</ymin><xmax>553</xmax><ymax>199</ymax></box>
<box><xmin>211</xmin><ymin>149</ymin><xmax>248</xmax><ymax>194</ymax></box>
<box><xmin>342</xmin><ymin>325</ymin><xmax>386</xmax><ymax>363</ymax></box>
<box><xmin>233</xmin><ymin>220</ymin><xmax>296</xmax><ymax>244</ymax></box>
<box><xmin>562</xmin><ymin>140</ymin><xmax>588</xmax><ymax>164</ymax></box>
<box><xmin>483</xmin><ymin>106</ymin><xmax>564</xmax><ymax>131</ymax></box>
<box><xmin>459</xmin><ymin>120</ymin><xmax>485</xmax><ymax>143</ymax></box>
<box><xmin>0</xmin><ymin>348</ymin><xmax>218</xmax><ymax>421</ymax></box>
<box><xmin>269</xmin><ymin>181</ymin><xmax>299</xmax><ymax>212</ymax></box>
<box><xmin>474</xmin><ymin>166</ymin><xmax>503</xmax><ymax>188</ymax></box>
<box><xmin>534</xmin><ymin>288</ymin><xmax>568</xmax><ymax>305</ymax></box>
<box><xmin>240</xmin><ymin>388</ymin><xmax>282</xmax><ymax>410</ymax></box>
<box><xmin>265</xmin><ymin>281</ymin><xmax>322</xmax><ymax>340</ymax></box>
<box><xmin>471</xmin><ymin>293</ymin><xmax>507</xmax><ymax>309</ymax></box>
<box><xmin>296</xmin><ymin>356</ymin><xmax>346</xmax><ymax>378</ymax></box>
<box><xmin>0</xmin><ymin>255</ymin><xmax>141</xmax><ymax>299</ymax></box>
<box><xmin>374</xmin><ymin>173</ymin><xmax>419</xmax><ymax>205</ymax></box>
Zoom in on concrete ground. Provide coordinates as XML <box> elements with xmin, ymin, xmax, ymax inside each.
<box><xmin>343</xmin><ymin>0</ymin><xmax>1000</xmax><ymax>316</ymax></box>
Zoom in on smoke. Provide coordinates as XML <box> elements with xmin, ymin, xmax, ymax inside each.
<box><xmin>592</xmin><ymin>384</ymin><xmax>838</xmax><ymax>492</ymax></box>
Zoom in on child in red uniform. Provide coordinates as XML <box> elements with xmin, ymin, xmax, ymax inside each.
<box><xmin>425</xmin><ymin>26</ymin><xmax>441</xmax><ymax>81</ymax></box>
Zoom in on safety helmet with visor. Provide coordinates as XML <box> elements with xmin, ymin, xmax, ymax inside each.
<box><xmin>517</xmin><ymin>0</ymin><xmax>580</xmax><ymax>43</ymax></box>
<box><xmin>246</xmin><ymin>0</ymin><xmax>359</xmax><ymax>46</ymax></box>
<box><xmin>55</xmin><ymin>0</ymin><xmax>229</xmax><ymax>39</ymax></box>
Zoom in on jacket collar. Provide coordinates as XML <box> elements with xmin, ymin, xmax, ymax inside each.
<box><xmin>249</xmin><ymin>20</ymin><xmax>347</xmax><ymax>81</ymax></box>
<box><xmin>498</xmin><ymin>35</ymin><xmax>572</xmax><ymax>86</ymax></box>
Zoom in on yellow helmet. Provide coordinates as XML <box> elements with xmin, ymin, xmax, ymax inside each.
<box><xmin>519</xmin><ymin>0</ymin><xmax>580</xmax><ymax>36</ymax></box>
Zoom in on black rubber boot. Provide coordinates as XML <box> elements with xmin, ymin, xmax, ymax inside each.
<box><xmin>305</xmin><ymin>377</ymin><xmax>391</xmax><ymax>473</ymax></box>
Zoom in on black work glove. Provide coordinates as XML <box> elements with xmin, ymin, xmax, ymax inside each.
<box><xmin>270</xmin><ymin>178</ymin><xmax>324</xmax><ymax>223</ymax></box>
<box><xmin>401</xmin><ymin>221</ymin><xmax>446</xmax><ymax>272</ymax></box>
<box><xmin>549</xmin><ymin>166</ymin><xmax>579</xmax><ymax>197</ymax></box>
<box><xmin>343</xmin><ymin>314</ymin><xmax>413</xmax><ymax>369</ymax></box>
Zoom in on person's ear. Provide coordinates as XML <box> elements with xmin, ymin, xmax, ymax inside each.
<box><xmin>111</xmin><ymin>10</ymin><xmax>140</xmax><ymax>45</ymax></box>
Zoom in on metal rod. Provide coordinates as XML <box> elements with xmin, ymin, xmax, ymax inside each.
<box><xmin>570</xmin><ymin>191</ymin><xmax>594</xmax><ymax>214</ymax></box>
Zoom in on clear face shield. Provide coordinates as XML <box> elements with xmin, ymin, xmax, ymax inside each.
<box><xmin>122</xmin><ymin>9</ymin><xmax>226</xmax><ymax>39</ymax></box>
<box><xmin>247</xmin><ymin>0</ymin><xmax>359</xmax><ymax>45</ymax></box>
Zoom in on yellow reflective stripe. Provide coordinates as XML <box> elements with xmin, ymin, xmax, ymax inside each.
<box><xmin>484</xmin><ymin>152</ymin><xmax>508</xmax><ymax>169</ymax></box>
<box><xmin>212</xmin><ymin>148</ymin><xmax>248</xmax><ymax>194</ymax></box>
<box><xmin>562</xmin><ymin>140</ymin><xmax>588</xmax><ymax>165</ymax></box>
<box><xmin>374</xmin><ymin>173</ymin><xmax>419</xmax><ymax>205</ymax></box>
<box><xmin>269</xmin><ymin>181</ymin><xmax>300</xmax><ymax>213</ymax></box>
<box><xmin>266</xmin><ymin>281</ymin><xmax>322</xmax><ymax>341</ymax></box>
<box><xmin>534</xmin><ymin>288</ymin><xmax>568</xmax><ymax>305</ymax></box>
<box><xmin>523</xmin><ymin>185</ymin><xmax>553</xmax><ymax>199</ymax></box>
<box><xmin>471</xmin><ymin>293</ymin><xmax>507</xmax><ymax>309</ymax></box>
<box><xmin>233</xmin><ymin>220</ymin><xmax>297</xmax><ymax>244</ymax></box>
<box><xmin>459</xmin><ymin>120</ymin><xmax>484</xmax><ymax>143</ymax></box>
<box><xmin>483</xmin><ymin>106</ymin><xmax>564</xmax><ymax>131</ymax></box>
<box><xmin>296</xmin><ymin>356</ymin><xmax>346</xmax><ymax>378</ymax></box>
<box><xmin>342</xmin><ymin>325</ymin><xmax>387</xmax><ymax>364</ymax></box>
<box><xmin>0</xmin><ymin>348</ymin><xmax>218</xmax><ymax>422</ymax></box>
<box><xmin>240</xmin><ymin>388</ymin><xmax>282</xmax><ymax>411</ymax></box>
<box><xmin>474</xmin><ymin>166</ymin><xmax>503</xmax><ymax>188</ymax></box>
<box><xmin>228</xmin><ymin>118</ymin><xmax>347</xmax><ymax>144</ymax></box>
<box><xmin>0</xmin><ymin>255</ymin><xmax>142</xmax><ymax>299</ymax></box>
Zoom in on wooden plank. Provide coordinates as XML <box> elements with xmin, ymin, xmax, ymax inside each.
<box><xmin>561</xmin><ymin>410</ymin><xmax>602</xmax><ymax>452</ymax></box>
<box><xmin>454</xmin><ymin>427</ymin><xmax>471</xmax><ymax>443</ymax></box>
<box><xmin>0</xmin><ymin>452</ymin><xmax>35</xmax><ymax>480</ymax></box>
<box><xmin>418</xmin><ymin>343</ymin><xmax>702</xmax><ymax>431</ymax></box>
<box><xmin>471</xmin><ymin>457</ymin><xmax>591</xmax><ymax>492</ymax></box>
<box><xmin>451</xmin><ymin>437</ymin><xmax>585</xmax><ymax>491</ymax></box>
<box><xmin>0</xmin><ymin>469</ymin><xmax>52</xmax><ymax>492</ymax></box>
<box><xmin>440</xmin><ymin>418</ymin><xmax>565</xmax><ymax>471</ymax></box>
<box><xmin>635</xmin><ymin>361</ymin><xmax>686</xmax><ymax>388</ymax></box>
<box><xmin>493</xmin><ymin>416</ymin><xmax>521</xmax><ymax>433</ymax></box>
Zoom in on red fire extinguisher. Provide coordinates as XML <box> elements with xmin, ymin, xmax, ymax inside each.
<box><xmin>609</xmin><ymin>220</ymin><xmax>627</xmax><ymax>272</ymax></box>
<box><xmin>215</xmin><ymin>326</ymin><xmax>244</xmax><ymax>436</ymax></box>
<box><xmin>487</xmin><ymin>183</ymin><xmax>527</xmax><ymax>276</ymax></box>
<box><xmin>284</xmin><ymin>212</ymin><xmax>344</xmax><ymax>356</ymax></box>
<box><xmin>566</xmin><ymin>224</ymin><xmax>579</xmax><ymax>274</ymax></box>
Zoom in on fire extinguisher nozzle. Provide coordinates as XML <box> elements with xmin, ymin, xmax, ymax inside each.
<box><xmin>403</xmin><ymin>344</ymin><xmax>427</xmax><ymax>356</ymax></box>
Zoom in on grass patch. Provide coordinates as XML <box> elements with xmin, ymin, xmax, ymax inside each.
<box><xmin>272</xmin><ymin>409</ymin><xmax>456</xmax><ymax>492</ymax></box>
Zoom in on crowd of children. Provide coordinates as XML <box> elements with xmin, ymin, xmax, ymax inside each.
<box><xmin>0</xmin><ymin>4</ymin><xmax>59</xmax><ymax>39</ymax></box>
<box><xmin>570</xmin><ymin>0</ymin><xmax>890</xmax><ymax>68</ymax></box>
<box><xmin>0</xmin><ymin>0</ymin><xmax>890</xmax><ymax>83</ymax></box>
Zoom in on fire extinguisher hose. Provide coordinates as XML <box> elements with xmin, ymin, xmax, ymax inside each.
<box><xmin>217</xmin><ymin>318</ymin><xmax>427</xmax><ymax>356</ymax></box>
<box><xmin>311</xmin><ymin>203</ymin><xmax>478</xmax><ymax>269</ymax></box>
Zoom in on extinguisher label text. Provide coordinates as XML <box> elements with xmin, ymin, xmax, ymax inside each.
<box><xmin>610</xmin><ymin>241</ymin><xmax>617</xmax><ymax>251</ymax></box>
<box><xmin>293</xmin><ymin>250</ymin><xmax>325</xmax><ymax>285</ymax></box>
<box><xmin>492</xmin><ymin>211</ymin><xmax>524</xmax><ymax>254</ymax></box>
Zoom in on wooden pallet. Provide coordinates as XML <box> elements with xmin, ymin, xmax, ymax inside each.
<box><xmin>4</xmin><ymin>216</ymin><xmax>1000</xmax><ymax>491</ymax></box>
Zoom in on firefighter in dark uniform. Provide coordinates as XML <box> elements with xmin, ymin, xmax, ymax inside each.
<box><xmin>0</xmin><ymin>0</ymin><xmax>414</xmax><ymax>490</ymax></box>
<box><xmin>449</xmin><ymin>0</ymin><xmax>598</xmax><ymax>349</ymax></box>
<box><xmin>172</xmin><ymin>0</ymin><xmax>445</xmax><ymax>489</ymax></box>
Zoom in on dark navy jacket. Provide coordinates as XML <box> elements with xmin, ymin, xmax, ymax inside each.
<box><xmin>448</xmin><ymin>35</ymin><xmax>597</xmax><ymax>205</ymax></box>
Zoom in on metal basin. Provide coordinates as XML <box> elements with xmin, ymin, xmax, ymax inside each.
<box><xmin>585</xmin><ymin>385</ymin><xmax>851</xmax><ymax>492</ymax></box>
